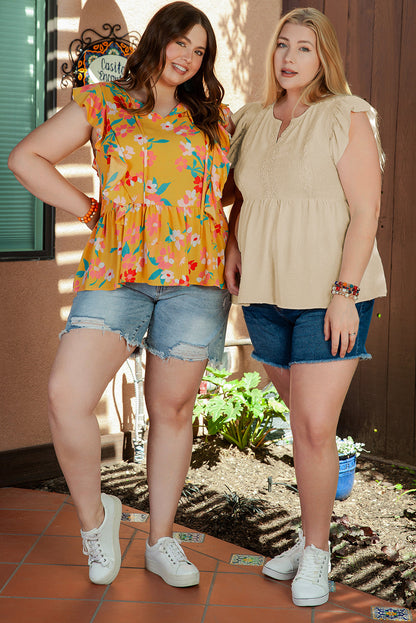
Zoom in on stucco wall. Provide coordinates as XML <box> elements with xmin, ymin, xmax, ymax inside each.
<box><xmin>0</xmin><ymin>0</ymin><xmax>281</xmax><ymax>452</ymax></box>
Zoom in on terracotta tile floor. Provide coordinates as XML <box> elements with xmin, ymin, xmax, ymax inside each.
<box><xmin>0</xmin><ymin>487</ymin><xmax>414</xmax><ymax>623</ymax></box>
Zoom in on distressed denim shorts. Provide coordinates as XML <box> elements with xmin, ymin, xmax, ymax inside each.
<box><xmin>62</xmin><ymin>283</ymin><xmax>231</xmax><ymax>366</ymax></box>
<box><xmin>242</xmin><ymin>300</ymin><xmax>375</xmax><ymax>368</ymax></box>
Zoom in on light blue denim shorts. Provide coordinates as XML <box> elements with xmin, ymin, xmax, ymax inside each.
<box><xmin>62</xmin><ymin>283</ymin><xmax>231</xmax><ymax>366</ymax></box>
<box><xmin>243</xmin><ymin>300</ymin><xmax>374</xmax><ymax>368</ymax></box>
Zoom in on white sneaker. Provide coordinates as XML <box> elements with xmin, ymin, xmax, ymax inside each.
<box><xmin>263</xmin><ymin>529</ymin><xmax>305</xmax><ymax>580</ymax></box>
<box><xmin>291</xmin><ymin>544</ymin><xmax>331</xmax><ymax>607</ymax></box>
<box><xmin>81</xmin><ymin>493</ymin><xmax>122</xmax><ymax>585</ymax></box>
<box><xmin>145</xmin><ymin>537</ymin><xmax>200</xmax><ymax>587</ymax></box>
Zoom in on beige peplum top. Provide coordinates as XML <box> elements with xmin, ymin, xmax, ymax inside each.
<box><xmin>229</xmin><ymin>94</ymin><xmax>387</xmax><ymax>309</ymax></box>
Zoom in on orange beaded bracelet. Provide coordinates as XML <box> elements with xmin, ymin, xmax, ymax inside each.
<box><xmin>78</xmin><ymin>198</ymin><xmax>99</xmax><ymax>224</ymax></box>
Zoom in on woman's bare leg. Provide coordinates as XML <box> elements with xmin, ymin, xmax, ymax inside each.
<box><xmin>289</xmin><ymin>359</ymin><xmax>358</xmax><ymax>549</ymax></box>
<box><xmin>264</xmin><ymin>359</ymin><xmax>358</xmax><ymax>549</ymax></box>
<box><xmin>48</xmin><ymin>329</ymin><xmax>134</xmax><ymax>530</ymax></box>
<box><xmin>144</xmin><ymin>353</ymin><xmax>207</xmax><ymax>545</ymax></box>
<box><xmin>263</xmin><ymin>363</ymin><xmax>291</xmax><ymax>409</ymax></box>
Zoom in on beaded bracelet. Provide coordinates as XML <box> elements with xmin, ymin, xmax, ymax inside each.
<box><xmin>331</xmin><ymin>280</ymin><xmax>360</xmax><ymax>301</ymax></box>
<box><xmin>78</xmin><ymin>198</ymin><xmax>99</xmax><ymax>224</ymax></box>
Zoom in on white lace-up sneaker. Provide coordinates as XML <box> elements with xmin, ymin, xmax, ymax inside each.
<box><xmin>81</xmin><ymin>493</ymin><xmax>122</xmax><ymax>585</ymax></box>
<box><xmin>291</xmin><ymin>544</ymin><xmax>331</xmax><ymax>607</ymax></box>
<box><xmin>145</xmin><ymin>537</ymin><xmax>200</xmax><ymax>587</ymax></box>
<box><xmin>263</xmin><ymin>529</ymin><xmax>305</xmax><ymax>580</ymax></box>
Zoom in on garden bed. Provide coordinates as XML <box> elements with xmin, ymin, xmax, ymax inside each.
<box><xmin>33</xmin><ymin>436</ymin><xmax>416</xmax><ymax>607</ymax></box>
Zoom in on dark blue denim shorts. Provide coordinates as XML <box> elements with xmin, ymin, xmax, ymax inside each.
<box><xmin>242</xmin><ymin>300</ymin><xmax>374</xmax><ymax>369</ymax></box>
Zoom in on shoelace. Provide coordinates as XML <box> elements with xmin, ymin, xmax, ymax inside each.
<box><xmin>288</xmin><ymin>536</ymin><xmax>304</xmax><ymax>556</ymax></box>
<box><xmin>278</xmin><ymin>530</ymin><xmax>304</xmax><ymax>559</ymax></box>
<box><xmin>82</xmin><ymin>530</ymin><xmax>110</xmax><ymax>567</ymax></box>
<box><xmin>160</xmin><ymin>538</ymin><xmax>191</xmax><ymax>565</ymax></box>
<box><xmin>296</xmin><ymin>547</ymin><xmax>327</xmax><ymax>582</ymax></box>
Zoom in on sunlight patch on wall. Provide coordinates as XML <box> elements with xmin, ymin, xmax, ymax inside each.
<box><xmin>56</xmin><ymin>163</ymin><xmax>92</xmax><ymax>175</ymax></box>
<box><xmin>56</xmin><ymin>222</ymin><xmax>87</xmax><ymax>237</ymax></box>
<box><xmin>57</xmin><ymin>17</ymin><xmax>80</xmax><ymax>31</ymax></box>
<box><xmin>60</xmin><ymin>306</ymin><xmax>71</xmax><ymax>322</ymax></box>
<box><xmin>58</xmin><ymin>278</ymin><xmax>74</xmax><ymax>294</ymax></box>
<box><xmin>56</xmin><ymin>250</ymin><xmax>82</xmax><ymax>266</ymax></box>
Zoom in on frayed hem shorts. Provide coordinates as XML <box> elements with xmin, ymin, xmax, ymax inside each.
<box><xmin>242</xmin><ymin>300</ymin><xmax>375</xmax><ymax>369</ymax></box>
<box><xmin>61</xmin><ymin>283</ymin><xmax>231</xmax><ymax>367</ymax></box>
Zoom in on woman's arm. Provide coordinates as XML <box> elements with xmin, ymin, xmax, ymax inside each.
<box><xmin>224</xmin><ymin>170</ymin><xmax>243</xmax><ymax>295</ymax></box>
<box><xmin>8</xmin><ymin>101</ymin><xmax>98</xmax><ymax>229</ymax></box>
<box><xmin>324</xmin><ymin>111</ymin><xmax>382</xmax><ymax>357</ymax></box>
<box><xmin>221</xmin><ymin>168</ymin><xmax>236</xmax><ymax>207</ymax></box>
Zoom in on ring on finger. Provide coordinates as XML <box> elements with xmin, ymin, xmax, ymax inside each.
<box><xmin>349</xmin><ymin>331</ymin><xmax>357</xmax><ymax>337</ymax></box>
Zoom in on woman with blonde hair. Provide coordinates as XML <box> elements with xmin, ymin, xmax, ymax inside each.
<box><xmin>9</xmin><ymin>1</ymin><xmax>231</xmax><ymax>588</ymax></box>
<box><xmin>225</xmin><ymin>7</ymin><xmax>386</xmax><ymax>607</ymax></box>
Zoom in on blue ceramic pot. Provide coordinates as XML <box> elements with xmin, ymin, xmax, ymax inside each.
<box><xmin>335</xmin><ymin>453</ymin><xmax>357</xmax><ymax>500</ymax></box>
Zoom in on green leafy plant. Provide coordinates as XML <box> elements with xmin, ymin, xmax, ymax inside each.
<box><xmin>193</xmin><ymin>367</ymin><xmax>287</xmax><ymax>450</ymax></box>
<box><xmin>336</xmin><ymin>435</ymin><xmax>368</xmax><ymax>458</ymax></box>
<box><xmin>217</xmin><ymin>485</ymin><xmax>266</xmax><ymax>518</ymax></box>
<box><xmin>394</xmin><ymin>466</ymin><xmax>416</xmax><ymax>497</ymax></box>
<box><xmin>394</xmin><ymin>482</ymin><xmax>416</xmax><ymax>497</ymax></box>
<box><xmin>399</xmin><ymin>488</ymin><xmax>416</xmax><ymax>497</ymax></box>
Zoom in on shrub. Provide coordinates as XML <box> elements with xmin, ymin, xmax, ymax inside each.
<box><xmin>193</xmin><ymin>367</ymin><xmax>288</xmax><ymax>450</ymax></box>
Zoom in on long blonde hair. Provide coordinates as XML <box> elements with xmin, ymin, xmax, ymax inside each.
<box><xmin>263</xmin><ymin>7</ymin><xmax>351</xmax><ymax>107</ymax></box>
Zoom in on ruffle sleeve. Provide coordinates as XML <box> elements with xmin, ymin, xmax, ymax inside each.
<box><xmin>220</xmin><ymin>104</ymin><xmax>232</xmax><ymax>130</ymax></box>
<box><xmin>228</xmin><ymin>102</ymin><xmax>262</xmax><ymax>167</ymax></box>
<box><xmin>72</xmin><ymin>83</ymin><xmax>106</xmax><ymax>131</ymax></box>
<box><xmin>330</xmin><ymin>95</ymin><xmax>382</xmax><ymax>165</ymax></box>
<box><xmin>73</xmin><ymin>83</ymin><xmax>131</xmax><ymax>218</ymax></box>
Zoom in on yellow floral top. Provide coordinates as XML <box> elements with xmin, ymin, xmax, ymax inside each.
<box><xmin>72</xmin><ymin>82</ymin><xmax>231</xmax><ymax>291</ymax></box>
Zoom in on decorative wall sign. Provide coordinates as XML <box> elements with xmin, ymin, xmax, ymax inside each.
<box><xmin>61</xmin><ymin>23</ymin><xmax>139</xmax><ymax>87</ymax></box>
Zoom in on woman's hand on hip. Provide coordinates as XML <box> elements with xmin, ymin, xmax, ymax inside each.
<box><xmin>8</xmin><ymin>101</ymin><xmax>95</xmax><ymax>218</ymax></box>
<box><xmin>324</xmin><ymin>295</ymin><xmax>359</xmax><ymax>358</ymax></box>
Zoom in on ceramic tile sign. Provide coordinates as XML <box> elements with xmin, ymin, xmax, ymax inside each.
<box><xmin>230</xmin><ymin>554</ymin><xmax>265</xmax><ymax>566</ymax></box>
<box><xmin>173</xmin><ymin>532</ymin><xmax>205</xmax><ymax>543</ymax></box>
<box><xmin>121</xmin><ymin>512</ymin><xmax>148</xmax><ymax>522</ymax></box>
<box><xmin>371</xmin><ymin>606</ymin><xmax>413</xmax><ymax>621</ymax></box>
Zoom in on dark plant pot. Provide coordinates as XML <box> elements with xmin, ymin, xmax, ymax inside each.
<box><xmin>336</xmin><ymin>453</ymin><xmax>357</xmax><ymax>500</ymax></box>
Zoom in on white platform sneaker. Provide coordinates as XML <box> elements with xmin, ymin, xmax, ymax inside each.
<box><xmin>145</xmin><ymin>537</ymin><xmax>200</xmax><ymax>587</ymax></box>
<box><xmin>291</xmin><ymin>544</ymin><xmax>331</xmax><ymax>607</ymax></box>
<box><xmin>263</xmin><ymin>529</ymin><xmax>305</xmax><ymax>580</ymax></box>
<box><xmin>81</xmin><ymin>493</ymin><xmax>122</xmax><ymax>585</ymax></box>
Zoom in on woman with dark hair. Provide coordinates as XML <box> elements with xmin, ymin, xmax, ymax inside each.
<box><xmin>117</xmin><ymin>0</ymin><xmax>224</xmax><ymax>145</ymax></box>
<box><xmin>8</xmin><ymin>2</ymin><xmax>231</xmax><ymax>588</ymax></box>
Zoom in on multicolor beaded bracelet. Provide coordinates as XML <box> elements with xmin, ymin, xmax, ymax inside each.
<box><xmin>78</xmin><ymin>198</ymin><xmax>99</xmax><ymax>224</ymax></box>
<box><xmin>331</xmin><ymin>280</ymin><xmax>360</xmax><ymax>301</ymax></box>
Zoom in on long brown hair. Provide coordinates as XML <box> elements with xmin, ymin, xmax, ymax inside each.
<box><xmin>117</xmin><ymin>1</ymin><xmax>225</xmax><ymax>147</ymax></box>
<box><xmin>264</xmin><ymin>7</ymin><xmax>351</xmax><ymax>107</ymax></box>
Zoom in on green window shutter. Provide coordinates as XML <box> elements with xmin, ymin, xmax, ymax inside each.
<box><xmin>0</xmin><ymin>0</ymin><xmax>52</xmax><ymax>258</ymax></box>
